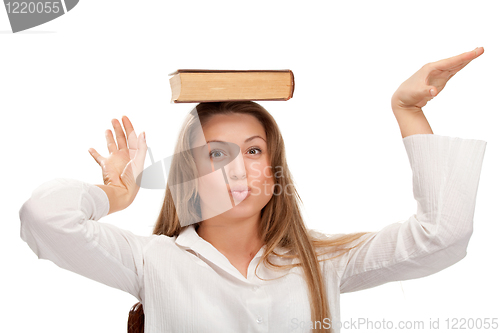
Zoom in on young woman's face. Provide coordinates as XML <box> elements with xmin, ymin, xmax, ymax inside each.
<box><xmin>191</xmin><ymin>113</ymin><xmax>274</xmax><ymax>221</ymax></box>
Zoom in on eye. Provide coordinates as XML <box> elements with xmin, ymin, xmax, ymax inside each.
<box><xmin>247</xmin><ymin>147</ymin><xmax>262</xmax><ymax>155</ymax></box>
<box><xmin>209</xmin><ymin>149</ymin><xmax>226</xmax><ymax>159</ymax></box>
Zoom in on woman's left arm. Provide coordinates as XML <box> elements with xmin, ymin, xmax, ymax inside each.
<box><xmin>336</xmin><ymin>48</ymin><xmax>487</xmax><ymax>293</ymax></box>
<box><xmin>337</xmin><ymin>134</ymin><xmax>486</xmax><ymax>293</ymax></box>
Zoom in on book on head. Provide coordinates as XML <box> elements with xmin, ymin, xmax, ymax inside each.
<box><xmin>168</xmin><ymin>69</ymin><xmax>294</xmax><ymax>103</ymax></box>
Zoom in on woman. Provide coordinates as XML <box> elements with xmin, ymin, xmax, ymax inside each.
<box><xmin>19</xmin><ymin>47</ymin><xmax>487</xmax><ymax>333</ymax></box>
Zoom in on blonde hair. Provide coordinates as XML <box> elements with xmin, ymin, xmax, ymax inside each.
<box><xmin>128</xmin><ymin>101</ymin><xmax>369</xmax><ymax>333</ymax></box>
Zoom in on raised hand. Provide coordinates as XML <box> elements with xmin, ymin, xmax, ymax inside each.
<box><xmin>88</xmin><ymin>116</ymin><xmax>147</xmax><ymax>213</ymax></box>
<box><xmin>391</xmin><ymin>47</ymin><xmax>484</xmax><ymax>112</ymax></box>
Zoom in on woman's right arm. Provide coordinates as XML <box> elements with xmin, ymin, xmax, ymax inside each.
<box><xmin>19</xmin><ymin>116</ymin><xmax>151</xmax><ymax>301</ymax></box>
<box><xmin>19</xmin><ymin>178</ymin><xmax>155</xmax><ymax>301</ymax></box>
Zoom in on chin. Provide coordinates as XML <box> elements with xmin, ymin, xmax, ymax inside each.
<box><xmin>228</xmin><ymin>195</ymin><xmax>272</xmax><ymax>217</ymax></box>
<box><xmin>222</xmin><ymin>199</ymin><xmax>259</xmax><ymax>218</ymax></box>
<box><xmin>226</xmin><ymin>202</ymin><xmax>255</xmax><ymax>215</ymax></box>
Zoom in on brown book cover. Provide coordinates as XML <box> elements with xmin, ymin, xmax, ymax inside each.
<box><xmin>169</xmin><ymin>69</ymin><xmax>294</xmax><ymax>103</ymax></box>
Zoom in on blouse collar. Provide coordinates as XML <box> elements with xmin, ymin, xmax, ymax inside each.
<box><xmin>174</xmin><ymin>224</ymin><xmax>292</xmax><ymax>283</ymax></box>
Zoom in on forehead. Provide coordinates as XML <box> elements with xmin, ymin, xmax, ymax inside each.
<box><xmin>193</xmin><ymin>113</ymin><xmax>266</xmax><ymax>146</ymax></box>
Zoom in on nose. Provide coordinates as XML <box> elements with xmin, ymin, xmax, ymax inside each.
<box><xmin>226</xmin><ymin>150</ymin><xmax>246</xmax><ymax>180</ymax></box>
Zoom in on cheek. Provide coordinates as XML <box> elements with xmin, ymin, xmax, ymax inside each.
<box><xmin>197</xmin><ymin>170</ymin><xmax>232</xmax><ymax>207</ymax></box>
<box><xmin>263</xmin><ymin>164</ymin><xmax>274</xmax><ymax>179</ymax></box>
<box><xmin>247</xmin><ymin>162</ymin><xmax>275</xmax><ymax>196</ymax></box>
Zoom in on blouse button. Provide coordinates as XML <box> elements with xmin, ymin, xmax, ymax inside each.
<box><xmin>252</xmin><ymin>286</ymin><xmax>259</xmax><ymax>292</ymax></box>
<box><xmin>256</xmin><ymin>316</ymin><xmax>263</xmax><ymax>324</ymax></box>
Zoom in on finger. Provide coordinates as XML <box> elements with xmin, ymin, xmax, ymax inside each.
<box><xmin>122</xmin><ymin>133</ymin><xmax>147</xmax><ymax>188</ymax></box>
<box><xmin>105</xmin><ymin>129</ymin><xmax>118</xmax><ymax>154</ymax></box>
<box><xmin>132</xmin><ymin>132</ymin><xmax>148</xmax><ymax>179</ymax></box>
<box><xmin>112</xmin><ymin>118</ymin><xmax>128</xmax><ymax>151</ymax></box>
<box><xmin>450</xmin><ymin>51</ymin><xmax>481</xmax><ymax>73</ymax></box>
<box><xmin>88</xmin><ymin>148</ymin><xmax>104</xmax><ymax>166</ymax></box>
<box><xmin>122</xmin><ymin>116</ymin><xmax>138</xmax><ymax>150</ymax></box>
<box><xmin>474</xmin><ymin>46</ymin><xmax>485</xmax><ymax>57</ymax></box>
<box><xmin>446</xmin><ymin>56</ymin><xmax>478</xmax><ymax>75</ymax></box>
<box><xmin>448</xmin><ymin>60</ymin><xmax>471</xmax><ymax>73</ymax></box>
<box><xmin>432</xmin><ymin>47</ymin><xmax>483</xmax><ymax>71</ymax></box>
<box><xmin>447</xmin><ymin>47</ymin><xmax>484</xmax><ymax>75</ymax></box>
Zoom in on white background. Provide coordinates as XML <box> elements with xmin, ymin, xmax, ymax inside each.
<box><xmin>1</xmin><ymin>1</ymin><xmax>498</xmax><ymax>332</ymax></box>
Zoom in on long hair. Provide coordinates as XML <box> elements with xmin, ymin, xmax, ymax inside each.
<box><xmin>128</xmin><ymin>101</ymin><xmax>369</xmax><ymax>333</ymax></box>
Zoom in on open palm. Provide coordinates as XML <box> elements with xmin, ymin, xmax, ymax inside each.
<box><xmin>88</xmin><ymin>116</ymin><xmax>147</xmax><ymax>203</ymax></box>
<box><xmin>392</xmin><ymin>47</ymin><xmax>484</xmax><ymax>112</ymax></box>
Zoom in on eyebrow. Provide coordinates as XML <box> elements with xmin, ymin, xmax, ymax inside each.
<box><xmin>206</xmin><ymin>135</ymin><xmax>266</xmax><ymax>144</ymax></box>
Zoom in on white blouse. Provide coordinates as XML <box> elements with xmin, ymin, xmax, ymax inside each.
<box><xmin>19</xmin><ymin>134</ymin><xmax>487</xmax><ymax>333</ymax></box>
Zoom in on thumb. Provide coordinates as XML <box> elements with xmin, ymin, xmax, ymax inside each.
<box><xmin>120</xmin><ymin>132</ymin><xmax>147</xmax><ymax>189</ymax></box>
<box><xmin>412</xmin><ymin>85</ymin><xmax>438</xmax><ymax>108</ymax></box>
<box><xmin>428</xmin><ymin>86</ymin><xmax>437</xmax><ymax>97</ymax></box>
<box><xmin>88</xmin><ymin>148</ymin><xmax>104</xmax><ymax>166</ymax></box>
<box><xmin>120</xmin><ymin>160</ymin><xmax>138</xmax><ymax>190</ymax></box>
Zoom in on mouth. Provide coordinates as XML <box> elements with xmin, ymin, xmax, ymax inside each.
<box><xmin>228</xmin><ymin>187</ymin><xmax>251</xmax><ymax>201</ymax></box>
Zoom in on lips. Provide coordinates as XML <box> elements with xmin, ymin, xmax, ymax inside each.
<box><xmin>229</xmin><ymin>185</ymin><xmax>250</xmax><ymax>192</ymax></box>
<box><xmin>228</xmin><ymin>185</ymin><xmax>251</xmax><ymax>201</ymax></box>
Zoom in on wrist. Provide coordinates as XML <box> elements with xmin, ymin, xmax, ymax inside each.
<box><xmin>392</xmin><ymin>106</ymin><xmax>433</xmax><ymax>139</ymax></box>
<box><xmin>95</xmin><ymin>184</ymin><xmax>132</xmax><ymax>215</ymax></box>
<box><xmin>391</xmin><ymin>94</ymin><xmax>423</xmax><ymax>114</ymax></box>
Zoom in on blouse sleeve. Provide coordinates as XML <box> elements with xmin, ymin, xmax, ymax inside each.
<box><xmin>18</xmin><ymin>178</ymin><xmax>156</xmax><ymax>302</ymax></box>
<box><xmin>335</xmin><ymin>134</ymin><xmax>487</xmax><ymax>294</ymax></box>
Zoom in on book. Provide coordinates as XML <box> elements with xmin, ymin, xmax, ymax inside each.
<box><xmin>168</xmin><ymin>69</ymin><xmax>294</xmax><ymax>103</ymax></box>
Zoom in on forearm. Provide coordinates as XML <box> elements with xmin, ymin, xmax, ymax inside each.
<box><xmin>392</xmin><ymin>99</ymin><xmax>433</xmax><ymax>139</ymax></box>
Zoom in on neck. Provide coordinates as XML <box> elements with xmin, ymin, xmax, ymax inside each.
<box><xmin>196</xmin><ymin>212</ymin><xmax>264</xmax><ymax>261</ymax></box>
